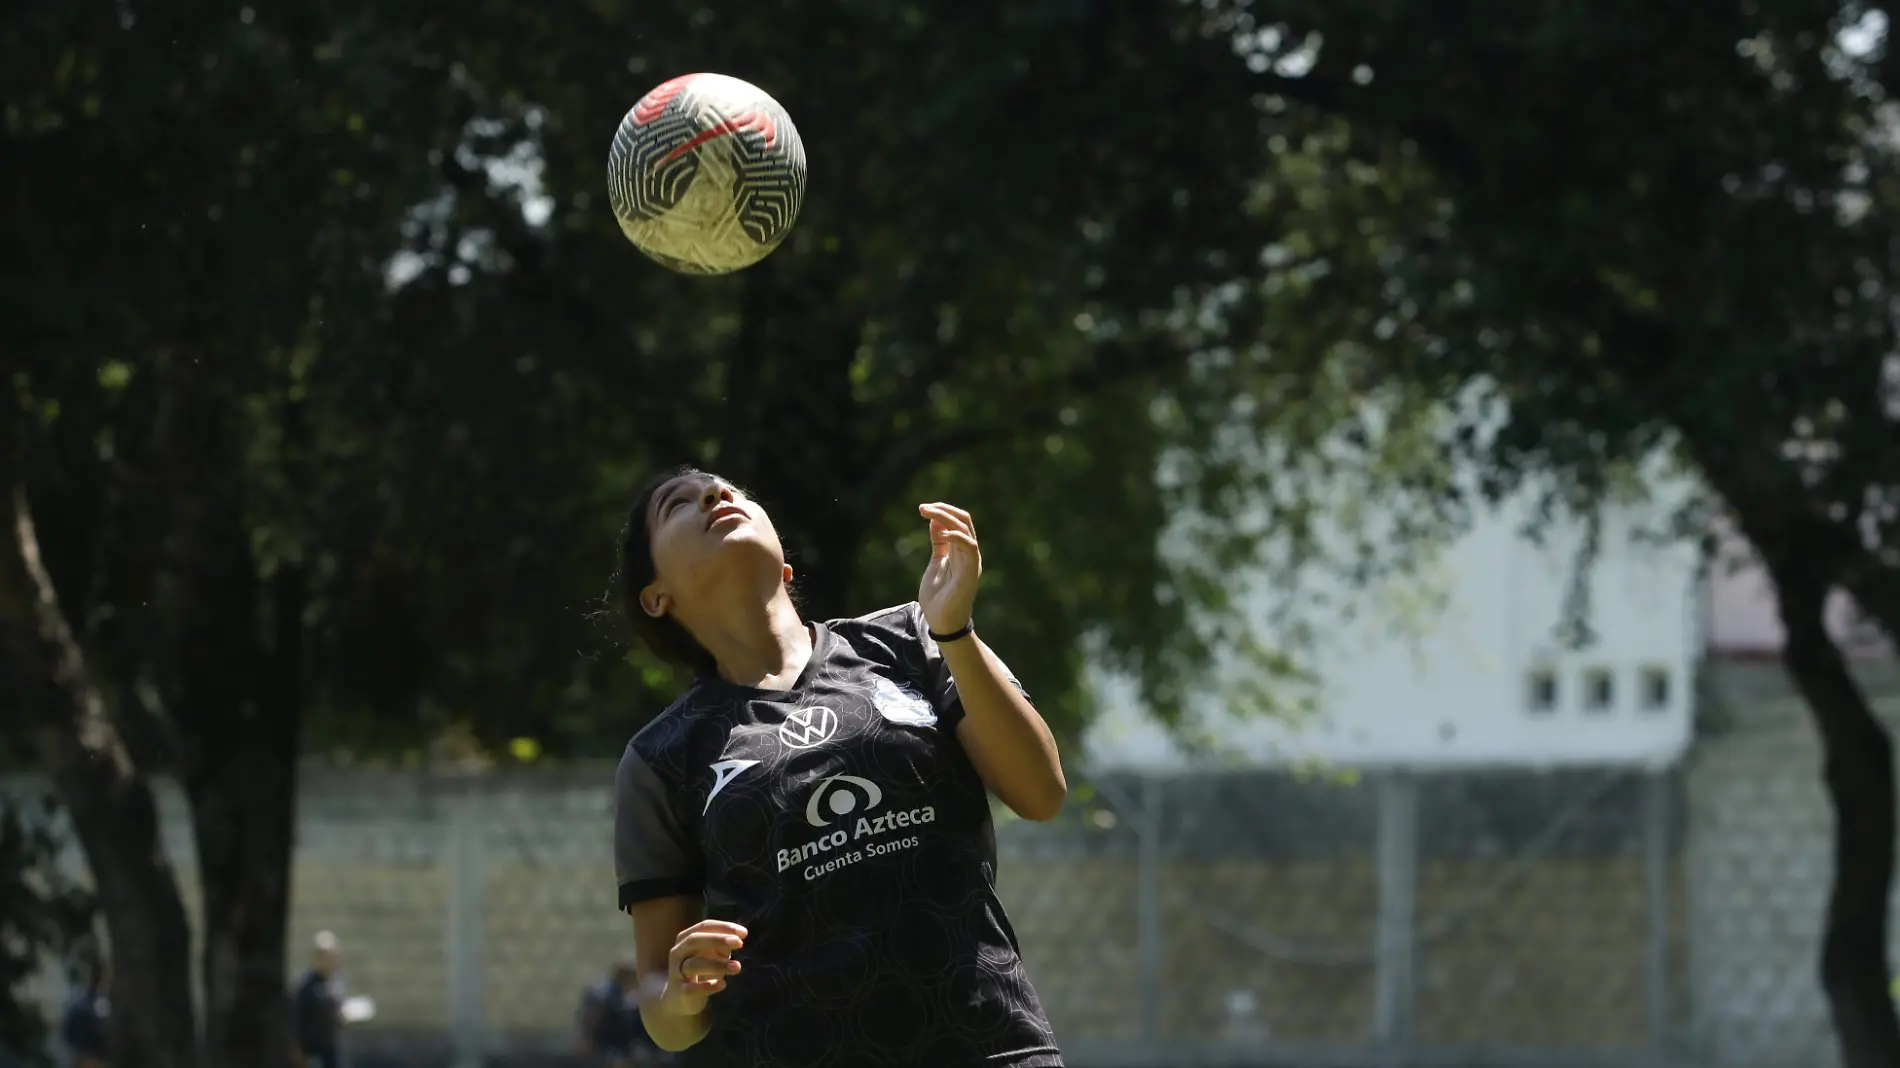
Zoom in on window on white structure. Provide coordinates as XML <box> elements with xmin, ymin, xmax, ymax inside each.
<box><xmin>1638</xmin><ymin>665</ymin><xmax>1671</xmax><ymax>713</ymax></box>
<box><xmin>1526</xmin><ymin>667</ymin><xmax>1559</xmax><ymax>713</ymax></box>
<box><xmin>1583</xmin><ymin>667</ymin><xmax>1615</xmax><ymax>714</ymax></box>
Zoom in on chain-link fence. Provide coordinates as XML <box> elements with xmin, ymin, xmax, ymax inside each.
<box><xmin>1001</xmin><ymin>767</ymin><xmax>1677</xmax><ymax>1066</ymax></box>
<box><xmin>6</xmin><ymin>678</ymin><xmax>1893</xmax><ymax>1068</ymax></box>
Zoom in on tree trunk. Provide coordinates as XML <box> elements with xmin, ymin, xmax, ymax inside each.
<box><xmin>188</xmin><ymin>568</ymin><xmax>304</xmax><ymax>1068</ymax></box>
<box><xmin>710</xmin><ymin>246</ymin><xmax>872</xmax><ymax>617</ymax></box>
<box><xmin>4</xmin><ymin>486</ymin><xmax>200</xmax><ymax>1068</ymax></box>
<box><xmin>55</xmin><ymin>760</ymin><xmax>201</xmax><ymax>1068</ymax></box>
<box><xmin>793</xmin><ymin>509</ymin><xmax>869</xmax><ymax>620</ymax></box>
<box><xmin>177</xmin><ymin>563</ymin><xmax>305</xmax><ymax>1068</ymax></box>
<box><xmin>1766</xmin><ymin>540</ymin><xmax>1900</xmax><ymax>1068</ymax></box>
<box><xmin>142</xmin><ymin>351</ymin><xmax>308</xmax><ymax>1068</ymax></box>
<box><xmin>190</xmin><ymin>743</ymin><xmax>298</xmax><ymax>1068</ymax></box>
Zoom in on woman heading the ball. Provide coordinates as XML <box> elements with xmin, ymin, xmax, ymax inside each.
<box><xmin>612</xmin><ymin>468</ymin><xmax>1068</xmax><ymax>1068</ymax></box>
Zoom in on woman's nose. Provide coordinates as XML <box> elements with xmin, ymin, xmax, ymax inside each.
<box><xmin>701</xmin><ymin>483</ymin><xmax>734</xmax><ymax>509</ymax></box>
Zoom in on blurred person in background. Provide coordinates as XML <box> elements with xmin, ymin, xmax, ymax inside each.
<box><xmin>579</xmin><ymin>961</ymin><xmax>668</xmax><ymax>1066</ymax></box>
<box><xmin>290</xmin><ymin>931</ymin><xmax>345</xmax><ymax>1068</ymax></box>
<box><xmin>611</xmin><ymin>469</ymin><xmax>1067</xmax><ymax>1067</ymax></box>
<box><xmin>58</xmin><ymin>959</ymin><xmax>110</xmax><ymax>1068</ymax></box>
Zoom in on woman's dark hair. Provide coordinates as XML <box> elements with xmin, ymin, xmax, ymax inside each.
<box><xmin>616</xmin><ymin>465</ymin><xmax>720</xmax><ymax>676</ymax></box>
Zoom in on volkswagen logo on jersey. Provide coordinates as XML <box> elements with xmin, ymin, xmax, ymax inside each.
<box><xmin>778</xmin><ymin>706</ymin><xmax>838</xmax><ymax>749</ymax></box>
<box><xmin>871</xmin><ymin>674</ymin><xmax>937</xmax><ymax>727</ymax></box>
<box><xmin>805</xmin><ymin>775</ymin><xmax>883</xmax><ymax>827</ymax></box>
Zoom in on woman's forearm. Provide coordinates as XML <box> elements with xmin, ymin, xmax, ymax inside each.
<box><xmin>638</xmin><ymin>992</ymin><xmax>712</xmax><ymax>1052</ymax></box>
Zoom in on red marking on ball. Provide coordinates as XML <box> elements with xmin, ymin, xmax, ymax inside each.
<box><xmin>633</xmin><ymin>74</ymin><xmax>698</xmax><ymax>125</ymax></box>
<box><xmin>657</xmin><ymin>110</ymin><xmax>779</xmax><ymax>165</ymax></box>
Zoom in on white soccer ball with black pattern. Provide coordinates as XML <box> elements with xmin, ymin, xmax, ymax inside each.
<box><xmin>607</xmin><ymin>73</ymin><xmax>808</xmax><ymax>275</ymax></box>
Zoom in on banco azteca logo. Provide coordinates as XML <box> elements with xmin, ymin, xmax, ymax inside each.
<box><xmin>804</xmin><ymin>774</ymin><xmax>883</xmax><ymax>828</ymax></box>
<box><xmin>778</xmin><ymin>773</ymin><xmax>935</xmax><ymax>877</ymax></box>
<box><xmin>778</xmin><ymin>706</ymin><xmax>838</xmax><ymax>749</ymax></box>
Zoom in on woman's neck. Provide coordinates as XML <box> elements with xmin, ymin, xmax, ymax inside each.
<box><xmin>696</xmin><ymin>589</ymin><xmax>813</xmax><ymax>690</ymax></box>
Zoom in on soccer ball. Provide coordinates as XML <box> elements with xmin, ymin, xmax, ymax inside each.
<box><xmin>607</xmin><ymin>73</ymin><xmax>808</xmax><ymax>275</ymax></box>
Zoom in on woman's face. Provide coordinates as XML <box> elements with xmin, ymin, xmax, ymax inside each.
<box><xmin>639</xmin><ymin>471</ymin><xmax>787</xmax><ymax>618</ymax></box>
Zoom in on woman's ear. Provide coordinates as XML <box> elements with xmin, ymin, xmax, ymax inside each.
<box><xmin>639</xmin><ymin>584</ymin><xmax>670</xmax><ymax>619</ymax></box>
<box><xmin>782</xmin><ymin>563</ymin><xmax>795</xmax><ymax>585</ymax></box>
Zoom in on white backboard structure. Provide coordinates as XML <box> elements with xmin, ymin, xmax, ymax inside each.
<box><xmin>1083</xmin><ymin>489</ymin><xmax>1701</xmax><ymax>772</ymax></box>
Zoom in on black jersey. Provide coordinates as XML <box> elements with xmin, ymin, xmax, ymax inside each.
<box><xmin>614</xmin><ymin>602</ymin><xmax>1062</xmax><ymax>1068</ymax></box>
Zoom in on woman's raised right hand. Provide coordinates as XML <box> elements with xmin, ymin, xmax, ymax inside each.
<box><xmin>660</xmin><ymin>919</ymin><xmax>747</xmax><ymax>1015</ymax></box>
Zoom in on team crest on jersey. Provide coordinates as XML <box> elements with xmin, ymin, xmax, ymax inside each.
<box><xmin>872</xmin><ymin>675</ymin><xmax>936</xmax><ymax>727</ymax></box>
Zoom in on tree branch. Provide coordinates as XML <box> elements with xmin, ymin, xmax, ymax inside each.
<box><xmin>10</xmin><ymin>485</ymin><xmax>129</xmax><ymax>773</ymax></box>
<box><xmin>6</xmin><ymin>485</ymin><xmax>200</xmax><ymax>1068</ymax></box>
<box><xmin>863</xmin><ymin>338</ymin><xmax>1186</xmax><ymax>504</ymax></box>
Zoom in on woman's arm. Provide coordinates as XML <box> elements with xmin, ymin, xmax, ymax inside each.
<box><xmin>917</xmin><ymin>502</ymin><xmax>1067</xmax><ymax>821</ymax></box>
<box><xmin>628</xmin><ymin>894</ymin><xmax>746</xmax><ymax>1052</ymax></box>
<box><xmin>942</xmin><ymin>633</ymin><xmax>1067</xmax><ymax>820</ymax></box>
<box><xmin>617</xmin><ymin>747</ymin><xmax>740</xmax><ymax>1051</ymax></box>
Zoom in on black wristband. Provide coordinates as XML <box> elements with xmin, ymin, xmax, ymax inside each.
<box><xmin>927</xmin><ymin>619</ymin><xmax>975</xmax><ymax>644</ymax></box>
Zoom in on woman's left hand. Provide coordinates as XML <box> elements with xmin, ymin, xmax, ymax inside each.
<box><xmin>917</xmin><ymin>502</ymin><xmax>981</xmax><ymax>637</ymax></box>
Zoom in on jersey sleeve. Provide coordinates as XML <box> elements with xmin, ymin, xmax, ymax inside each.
<box><xmin>614</xmin><ymin>744</ymin><xmax>701</xmax><ymax>910</ymax></box>
<box><xmin>900</xmin><ymin>602</ymin><xmax>1032</xmax><ymax>732</ymax></box>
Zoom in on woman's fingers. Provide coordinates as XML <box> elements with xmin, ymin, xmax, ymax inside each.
<box><xmin>672</xmin><ymin>931</ymin><xmax>742</xmax><ymax>959</ymax></box>
<box><xmin>679</xmin><ymin>919</ymin><xmax>748</xmax><ymax>940</ymax></box>
<box><xmin>935</xmin><ymin>502</ymin><xmax>976</xmax><ymax>533</ymax></box>
<box><xmin>679</xmin><ymin>955</ymin><xmax>742</xmax><ymax>982</ymax></box>
<box><xmin>670</xmin><ymin>921</ymin><xmax>745</xmax><ymax>992</ymax></box>
<box><xmin>922</xmin><ymin>530</ymin><xmax>980</xmax><ymax>587</ymax></box>
<box><xmin>918</xmin><ymin>503</ymin><xmax>976</xmax><ymax>540</ymax></box>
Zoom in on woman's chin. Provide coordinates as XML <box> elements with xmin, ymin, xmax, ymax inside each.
<box><xmin>713</xmin><ymin>524</ymin><xmax>767</xmax><ymax>548</ymax></box>
<box><xmin>703</xmin><ymin>532</ymin><xmax>784</xmax><ymax>572</ymax></box>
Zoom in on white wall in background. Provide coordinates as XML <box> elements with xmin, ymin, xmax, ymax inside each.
<box><xmin>1083</xmin><ymin>486</ymin><xmax>1701</xmax><ymax>771</ymax></box>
